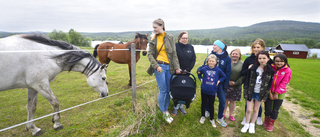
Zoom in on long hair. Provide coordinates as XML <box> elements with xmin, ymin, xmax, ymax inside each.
<box><xmin>152</xmin><ymin>18</ymin><xmax>165</xmax><ymax>40</ymax></box>
<box><xmin>273</xmin><ymin>53</ymin><xmax>290</xmax><ymax>68</ymax></box>
<box><xmin>255</xmin><ymin>51</ymin><xmax>270</xmax><ymax>79</ymax></box>
<box><xmin>250</xmin><ymin>38</ymin><xmax>265</xmax><ymax>54</ymax></box>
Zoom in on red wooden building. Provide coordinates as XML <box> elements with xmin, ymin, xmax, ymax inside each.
<box><xmin>276</xmin><ymin>44</ymin><xmax>309</xmax><ymax>59</ymax></box>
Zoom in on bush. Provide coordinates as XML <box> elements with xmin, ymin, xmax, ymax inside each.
<box><xmin>311</xmin><ymin>53</ymin><xmax>318</xmax><ymax>58</ymax></box>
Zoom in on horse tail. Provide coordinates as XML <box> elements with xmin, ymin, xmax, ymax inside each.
<box><xmin>93</xmin><ymin>44</ymin><xmax>100</xmax><ymax>58</ymax></box>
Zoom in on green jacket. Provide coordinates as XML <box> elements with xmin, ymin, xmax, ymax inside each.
<box><xmin>230</xmin><ymin>60</ymin><xmax>244</xmax><ymax>89</ymax></box>
<box><xmin>147</xmin><ymin>33</ymin><xmax>180</xmax><ymax>75</ymax></box>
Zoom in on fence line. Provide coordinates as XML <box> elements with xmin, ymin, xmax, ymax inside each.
<box><xmin>0</xmin><ymin>49</ymin><xmax>147</xmax><ymax>53</ymax></box>
<box><xmin>0</xmin><ymin>79</ymin><xmax>156</xmax><ymax>133</ymax></box>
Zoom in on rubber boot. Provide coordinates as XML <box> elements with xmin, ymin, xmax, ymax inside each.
<box><xmin>263</xmin><ymin>116</ymin><xmax>270</xmax><ymax>128</ymax></box>
<box><xmin>266</xmin><ymin>118</ymin><xmax>275</xmax><ymax>131</ymax></box>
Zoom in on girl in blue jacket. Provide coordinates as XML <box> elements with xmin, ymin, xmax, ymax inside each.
<box><xmin>198</xmin><ymin>54</ymin><xmax>226</xmax><ymax>128</ymax></box>
<box><xmin>197</xmin><ymin>40</ymin><xmax>231</xmax><ymax>127</ymax></box>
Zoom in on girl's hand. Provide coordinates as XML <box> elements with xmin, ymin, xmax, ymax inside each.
<box><xmin>269</xmin><ymin>92</ymin><xmax>274</xmax><ymax>100</ymax></box>
<box><xmin>216</xmin><ymin>81</ymin><xmax>220</xmax><ymax>86</ymax></box>
<box><xmin>248</xmin><ymin>64</ymin><xmax>253</xmax><ymax>69</ymax></box>
<box><xmin>176</xmin><ymin>69</ymin><xmax>182</xmax><ymax>74</ymax></box>
<box><xmin>273</xmin><ymin>93</ymin><xmax>279</xmax><ymax>100</ymax></box>
<box><xmin>197</xmin><ymin>71</ymin><xmax>200</xmax><ymax>74</ymax></box>
<box><xmin>229</xmin><ymin>81</ymin><xmax>235</xmax><ymax>86</ymax></box>
<box><xmin>200</xmin><ymin>79</ymin><xmax>203</xmax><ymax>84</ymax></box>
<box><xmin>157</xmin><ymin>66</ymin><xmax>162</xmax><ymax>73</ymax></box>
<box><xmin>262</xmin><ymin>100</ymin><xmax>266</xmax><ymax>102</ymax></box>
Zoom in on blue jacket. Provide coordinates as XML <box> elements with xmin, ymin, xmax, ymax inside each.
<box><xmin>199</xmin><ymin>66</ymin><xmax>226</xmax><ymax>95</ymax></box>
<box><xmin>197</xmin><ymin>50</ymin><xmax>231</xmax><ymax>90</ymax></box>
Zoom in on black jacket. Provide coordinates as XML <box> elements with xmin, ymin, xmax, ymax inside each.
<box><xmin>243</xmin><ymin>64</ymin><xmax>275</xmax><ymax>101</ymax></box>
<box><xmin>175</xmin><ymin>42</ymin><xmax>196</xmax><ymax>72</ymax></box>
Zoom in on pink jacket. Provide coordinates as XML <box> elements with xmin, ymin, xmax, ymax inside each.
<box><xmin>271</xmin><ymin>64</ymin><xmax>292</xmax><ymax>94</ymax></box>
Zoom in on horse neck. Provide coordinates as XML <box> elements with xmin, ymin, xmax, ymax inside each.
<box><xmin>67</xmin><ymin>58</ymin><xmax>98</xmax><ymax>77</ymax></box>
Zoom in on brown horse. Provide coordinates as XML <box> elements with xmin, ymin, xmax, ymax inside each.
<box><xmin>93</xmin><ymin>33</ymin><xmax>148</xmax><ymax>86</ymax></box>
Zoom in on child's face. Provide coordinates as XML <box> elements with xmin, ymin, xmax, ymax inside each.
<box><xmin>258</xmin><ymin>54</ymin><xmax>269</xmax><ymax>66</ymax></box>
<box><xmin>274</xmin><ymin>57</ymin><xmax>285</xmax><ymax>68</ymax></box>
<box><xmin>208</xmin><ymin>58</ymin><xmax>217</xmax><ymax>68</ymax></box>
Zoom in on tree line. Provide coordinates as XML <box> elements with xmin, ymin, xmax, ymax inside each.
<box><xmin>48</xmin><ymin>29</ymin><xmax>92</xmax><ymax>47</ymax></box>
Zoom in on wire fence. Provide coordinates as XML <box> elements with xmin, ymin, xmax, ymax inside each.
<box><xmin>0</xmin><ymin>79</ymin><xmax>156</xmax><ymax>133</ymax></box>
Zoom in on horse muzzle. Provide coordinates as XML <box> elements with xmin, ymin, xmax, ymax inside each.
<box><xmin>142</xmin><ymin>51</ymin><xmax>147</xmax><ymax>56</ymax></box>
<box><xmin>100</xmin><ymin>92</ymin><xmax>108</xmax><ymax>98</ymax></box>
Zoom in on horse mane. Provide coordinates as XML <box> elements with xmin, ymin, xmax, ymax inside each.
<box><xmin>135</xmin><ymin>33</ymin><xmax>148</xmax><ymax>40</ymax></box>
<box><xmin>22</xmin><ymin>34</ymin><xmax>75</xmax><ymax>50</ymax></box>
<box><xmin>53</xmin><ymin>51</ymin><xmax>100</xmax><ymax>75</ymax></box>
<box><xmin>23</xmin><ymin>34</ymin><xmax>100</xmax><ymax>75</ymax></box>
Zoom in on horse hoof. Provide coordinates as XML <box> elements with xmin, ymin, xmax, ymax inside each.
<box><xmin>33</xmin><ymin>129</ymin><xmax>44</xmax><ymax>136</ymax></box>
<box><xmin>128</xmin><ymin>83</ymin><xmax>132</xmax><ymax>87</ymax></box>
<box><xmin>54</xmin><ymin>125</ymin><xmax>64</xmax><ymax>131</ymax></box>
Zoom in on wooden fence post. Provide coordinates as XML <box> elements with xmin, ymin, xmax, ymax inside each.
<box><xmin>130</xmin><ymin>43</ymin><xmax>136</xmax><ymax>112</ymax></box>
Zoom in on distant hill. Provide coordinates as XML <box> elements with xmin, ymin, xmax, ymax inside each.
<box><xmin>1</xmin><ymin>20</ymin><xmax>320</xmax><ymax>47</ymax></box>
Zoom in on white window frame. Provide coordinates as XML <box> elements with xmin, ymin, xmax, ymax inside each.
<box><xmin>293</xmin><ymin>51</ymin><xmax>299</xmax><ymax>55</ymax></box>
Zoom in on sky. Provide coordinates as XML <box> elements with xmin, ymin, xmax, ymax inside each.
<box><xmin>1</xmin><ymin>0</ymin><xmax>319</xmax><ymax>33</ymax></box>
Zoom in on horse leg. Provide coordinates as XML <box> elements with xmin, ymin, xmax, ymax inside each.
<box><xmin>31</xmin><ymin>82</ymin><xmax>63</xmax><ymax>131</ymax></box>
<box><xmin>128</xmin><ymin>64</ymin><xmax>132</xmax><ymax>86</ymax></box>
<box><xmin>26</xmin><ymin>88</ymin><xmax>44</xmax><ymax>136</ymax></box>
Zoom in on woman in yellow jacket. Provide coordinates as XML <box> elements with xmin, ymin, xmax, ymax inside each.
<box><xmin>147</xmin><ymin>18</ymin><xmax>181</xmax><ymax>124</ymax></box>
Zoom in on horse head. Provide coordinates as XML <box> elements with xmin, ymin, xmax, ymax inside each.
<box><xmin>135</xmin><ymin>33</ymin><xmax>148</xmax><ymax>56</ymax></box>
<box><xmin>86</xmin><ymin>63</ymin><xmax>109</xmax><ymax>97</ymax></box>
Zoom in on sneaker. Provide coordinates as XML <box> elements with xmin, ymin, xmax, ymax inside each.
<box><xmin>216</xmin><ymin>118</ymin><xmax>228</xmax><ymax>127</ymax></box>
<box><xmin>172</xmin><ymin>109</ymin><xmax>178</xmax><ymax>116</ymax></box>
<box><xmin>163</xmin><ymin>113</ymin><xmax>172</xmax><ymax>124</ymax></box>
<box><xmin>179</xmin><ymin>107</ymin><xmax>187</xmax><ymax>114</ymax></box>
<box><xmin>200</xmin><ymin>116</ymin><xmax>206</xmax><ymax>124</ymax></box>
<box><xmin>241</xmin><ymin>123</ymin><xmax>250</xmax><ymax>133</ymax></box>
<box><xmin>210</xmin><ymin>119</ymin><xmax>217</xmax><ymax>128</ymax></box>
<box><xmin>256</xmin><ymin>117</ymin><xmax>263</xmax><ymax>125</ymax></box>
<box><xmin>249</xmin><ymin>123</ymin><xmax>255</xmax><ymax>133</ymax></box>
<box><xmin>241</xmin><ymin>116</ymin><xmax>246</xmax><ymax>125</ymax></box>
<box><xmin>229</xmin><ymin>115</ymin><xmax>235</xmax><ymax>121</ymax></box>
<box><xmin>205</xmin><ymin>111</ymin><xmax>210</xmax><ymax>118</ymax></box>
<box><xmin>164</xmin><ymin>112</ymin><xmax>173</xmax><ymax>123</ymax></box>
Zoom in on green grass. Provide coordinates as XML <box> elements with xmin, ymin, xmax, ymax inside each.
<box><xmin>0</xmin><ymin>49</ymin><xmax>316</xmax><ymax>136</ymax></box>
<box><xmin>287</xmin><ymin>58</ymin><xmax>320</xmax><ymax>118</ymax></box>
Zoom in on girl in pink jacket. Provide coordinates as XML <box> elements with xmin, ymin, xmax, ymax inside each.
<box><xmin>263</xmin><ymin>54</ymin><xmax>292</xmax><ymax>131</ymax></box>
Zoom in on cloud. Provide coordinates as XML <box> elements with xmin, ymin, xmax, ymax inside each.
<box><xmin>0</xmin><ymin>0</ymin><xmax>319</xmax><ymax>32</ymax></box>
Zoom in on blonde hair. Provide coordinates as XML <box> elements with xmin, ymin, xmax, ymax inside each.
<box><xmin>230</xmin><ymin>48</ymin><xmax>242</xmax><ymax>60</ymax></box>
<box><xmin>151</xmin><ymin>18</ymin><xmax>165</xmax><ymax>40</ymax></box>
<box><xmin>205</xmin><ymin>54</ymin><xmax>219</xmax><ymax>67</ymax></box>
<box><xmin>250</xmin><ymin>38</ymin><xmax>265</xmax><ymax>54</ymax></box>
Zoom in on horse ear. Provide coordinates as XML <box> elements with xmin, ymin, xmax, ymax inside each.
<box><xmin>101</xmin><ymin>64</ymin><xmax>107</xmax><ymax>69</ymax></box>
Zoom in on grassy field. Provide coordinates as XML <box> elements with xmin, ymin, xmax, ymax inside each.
<box><xmin>0</xmin><ymin>49</ymin><xmax>318</xmax><ymax>136</ymax></box>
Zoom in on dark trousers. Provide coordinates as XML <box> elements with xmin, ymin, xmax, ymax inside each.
<box><xmin>264</xmin><ymin>98</ymin><xmax>283</xmax><ymax>120</ymax></box>
<box><xmin>201</xmin><ymin>92</ymin><xmax>216</xmax><ymax>120</ymax></box>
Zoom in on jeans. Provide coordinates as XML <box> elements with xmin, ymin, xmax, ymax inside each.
<box><xmin>154</xmin><ymin>63</ymin><xmax>171</xmax><ymax>113</ymax></box>
<box><xmin>245</xmin><ymin>94</ymin><xmax>263</xmax><ymax>117</ymax></box>
<box><xmin>264</xmin><ymin>98</ymin><xmax>283</xmax><ymax>120</ymax></box>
